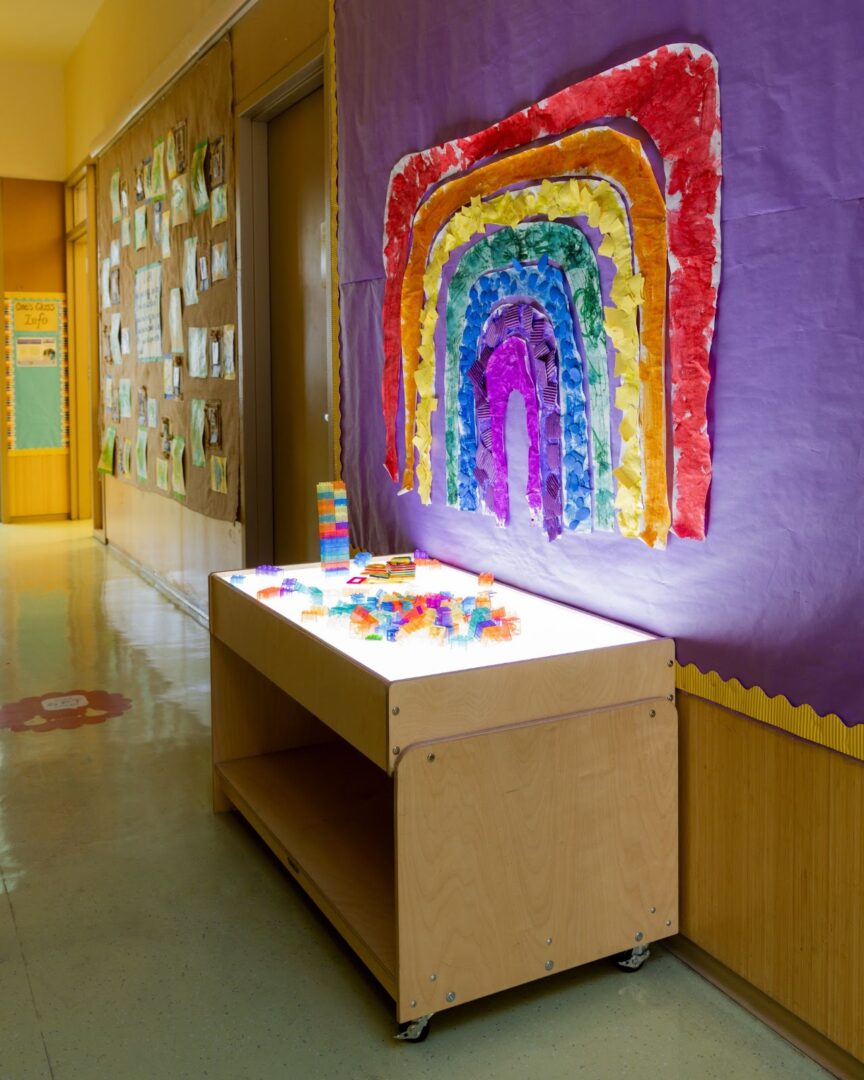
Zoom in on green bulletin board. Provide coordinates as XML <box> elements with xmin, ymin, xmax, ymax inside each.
<box><xmin>4</xmin><ymin>293</ymin><xmax>67</xmax><ymax>450</ymax></box>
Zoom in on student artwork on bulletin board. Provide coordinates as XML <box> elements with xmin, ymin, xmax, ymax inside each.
<box><xmin>94</xmin><ymin>37</ymin><xmax>238</xmax><ymax>522</ymax></box>
<box><xmin>381</xmin><ymin>45</ymin><xmax>721</xmax><ymax>550</ymax></box>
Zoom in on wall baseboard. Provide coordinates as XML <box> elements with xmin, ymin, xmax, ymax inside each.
<box><xmin>667</xmin><ymin>937</ymin><xmax>864</xmax><ymax>1080</ymax></box>
<box><xmin>104</xmin><ymin>539</ymin><xmax>209</xmax><ymax>631</ymax></box>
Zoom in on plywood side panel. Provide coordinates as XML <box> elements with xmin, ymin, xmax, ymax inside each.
<box><xmin>395</xmin><ymin>700</ymin><xmax>678</xmax><ymax>1022</ymax></box>
<box><xmin>679</xmin><ymin>694</ymin><xmax>864</xmax><ymax>1064</ymax></box>
<box><xmin>211</xmin><ymin>636</ymin><xmax>333</xmax><ymax>762</ymax></box>
<box><xmin>389</xmin><ymin>637</ymin><xmax>675</xmax><ymax>753</ymax></box>
<box><xmin>210</xmin><ymin>575</ymin><xmax>389</xmax><ymax>769</ymax></box>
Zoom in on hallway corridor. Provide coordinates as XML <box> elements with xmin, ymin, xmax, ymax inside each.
<box><xmin>0</xmin><ymin>524</ymin><xmax>831</xmax><ymax>1079</ymax></box>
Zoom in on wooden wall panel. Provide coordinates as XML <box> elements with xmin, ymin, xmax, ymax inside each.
<box><xmin>104</xmin><ymin>474</ymin><xmax>241</xmax><ymax>612</ymax></box>
<box><xmin>679</xmin><ymin>693</ymin><xmax>864</xmax><ymax>1063</ymax></box>
<box><xmin>7</xmin><ymin>451</ymin><xmax>69</xmax><ymax>518</ymax></box>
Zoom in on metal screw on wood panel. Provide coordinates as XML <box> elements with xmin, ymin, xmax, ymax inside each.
<box><xmin>546</xmin><ymin>937</ymin><xmax>553</xmax><ymax>946</ymax></box>
<box><xmin>410</xmin><ymin>999</ymin><xmax>417</xmax><ymax>1008</ymax></box>
<box><xmin>666</xmin><ymin>920</ymin><xmax>673</xmax><ymax>927</ymax></box>
<box><xmin>649</xmin><ymin>709</ymin><xmax>656</xmax><ymax>718</ymax></box>
<box><xmin>667</xmin><ymin>659</ymin><xmax>674</xmax><ymax>667</ymax></box>
<box><xmin>545</xmin><ymin>960</ymin><xmax>555</xmax><ymax>971</ymax></box>
<box><xmin>635</xmin><ymin>931</ymin><xmax>644</xmax><ymax>942</ymax></box>
<box><xmin>426</xmin><ymin>752</ymin><xmax>436</xmax><ymax>762</ymax></box>
<box><xmin>429</xmin><ymin>973</ymin><xmax>437</xmax><ymax>982</ymax></box>
<box><xmin>649</xmin><ymin>907</ymin><xmax>656</xmax><ymax>914</ymax></box>
<box><xmin>392</xmin><ymin>746</ymin><xmax>401</xmax><ymax>756</ymax></box>
<box><xmin>667</xmin><ymin>694</ymin><xmax>674</xmax><ymax>701</ymax></box>
<box><xmin>446</xmin><ymin>991</ymin><xmax>456</xmax><ymax>1003</ymax></box>
<box><xmin>391</xmin><ymin>706</ymin><xmax>400</xmax><ymax>715</ymax></box>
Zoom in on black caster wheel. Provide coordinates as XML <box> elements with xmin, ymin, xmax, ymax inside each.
<box><xmin>395</xmin><ymin>1014</ymin><xmax>433</xmax><ymax>1042</ymax></box>
<box><xmin>614</xmin><ymin>944</ymin><xmax>651</xmax><ymax>972</ymax></box>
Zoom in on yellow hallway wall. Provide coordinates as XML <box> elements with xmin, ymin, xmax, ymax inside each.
<box><xmin>64</xmin><ymin>0</ymin><xmax>251</xmax><ymax>172</ymax></box>
<box><xmin>64</xmin><ymin>0</ymin><xmax>330</xmax><ymax>173</ymax></box>
<box><xmin>232</xmin><ymin>0</ymin><xmax>328</xmax><ymax>106</ymax></box>
<box><xmin>0</xmin><ymin>60</ymin><xmax>65</xmax><ymax>181</ymax></box>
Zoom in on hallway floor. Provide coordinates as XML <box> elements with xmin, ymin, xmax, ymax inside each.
<box><xmin>0</xmin><ymin>522</ymin><xmax>832</xmax><ymax>1080</ymax></box>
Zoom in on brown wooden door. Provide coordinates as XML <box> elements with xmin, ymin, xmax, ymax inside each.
<box><xmin>267</xmin><ymin>86</ymin><xmax>330</xmax><ymax>564</ymax></box>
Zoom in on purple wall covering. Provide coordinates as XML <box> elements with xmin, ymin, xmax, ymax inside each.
<box><xmin>333</xmin><ymin>0</ymin><xmax>864</xmax><ymax>726</ymax></box>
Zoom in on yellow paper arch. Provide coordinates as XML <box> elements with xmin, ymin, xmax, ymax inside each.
<box><xmin>415</xmin><ymin>177</ymin><xmax>645</xmax><ymax>537</ymax></box>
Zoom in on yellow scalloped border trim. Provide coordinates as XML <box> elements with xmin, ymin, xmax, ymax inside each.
<box><xmin>676</xmin><ymin>663</ymin><xmax>863</xmax><ymax>762</ymax></box>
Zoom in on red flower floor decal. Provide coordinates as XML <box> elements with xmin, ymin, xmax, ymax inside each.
<box><xmin>0</xmin><ymin>691</ymin><xmax>133</xmax><ymax>733</ymax></box>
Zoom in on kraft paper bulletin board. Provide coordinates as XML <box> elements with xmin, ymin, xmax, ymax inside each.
<box><xmin>95</xmin><ymin>37</ymin><xmax>238</xmax><ymax>522</ymax></box>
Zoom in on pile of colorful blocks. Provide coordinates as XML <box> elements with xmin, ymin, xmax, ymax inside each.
<box><xmin>278</xmin><ymin>585</ymin><xmax>520</xmax><ymax>645</ymax></box>
<box><xmin>346</xmin><ymin>589</ymin><xmax>519</xmax><ymax>644</ymax></box>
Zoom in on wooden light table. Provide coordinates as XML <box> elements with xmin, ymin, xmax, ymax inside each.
<box><xmin>209</xmin><ymin>562</ymin><xmax>678</xmax><ymax>1034</ymax></box>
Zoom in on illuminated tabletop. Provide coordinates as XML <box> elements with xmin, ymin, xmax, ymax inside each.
<box><xmin>208</xmin><ymin>559</ymin><xmax>678</xmax><ymax>1033</ymax></box>
<box><xmin>213</xmin><ymin>561</ymin><xmax>654</xmax><ymax>683</ymax></box>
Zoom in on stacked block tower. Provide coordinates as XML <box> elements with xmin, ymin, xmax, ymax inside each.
<box><xmin>317</xmin><ymin>480</ymin><xmax>350</xmax><ymax>573</ymax></box>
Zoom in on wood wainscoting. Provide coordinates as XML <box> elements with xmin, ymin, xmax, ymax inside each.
<box><xmin>6</xmin><ymin>448</ymin><xmax>70</xmax><ymax>519</ymax></box>
<box><xmin>678</xmin><ymin>693</ymin><xmax>864</xmax><ymax>1067</ymax></box>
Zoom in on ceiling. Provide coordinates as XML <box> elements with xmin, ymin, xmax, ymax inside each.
<box><xmin>0</xmin><ymin>0</ymin><xmax>104</xmax><ymax>64</ymax></box>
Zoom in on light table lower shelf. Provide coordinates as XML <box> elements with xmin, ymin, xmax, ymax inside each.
<box><xmin>216</xmin><ymin>742</ymin><xmax>397</xmax><ymax>994</ymax></box>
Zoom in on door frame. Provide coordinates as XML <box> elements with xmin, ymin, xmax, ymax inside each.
<box><xmin>235</xmin><ymin>38</ymin><xmax>337</xmax><ymax>567</ymax></box>
<box><xmin>0</xmin><ymin>184</ymin><xmax>7</xmax><ymax>522</ymax></box>
<box><xmin>65</xmin><ymin>161</ymin><xmax>104</xmax><ymax>534</ymax></box>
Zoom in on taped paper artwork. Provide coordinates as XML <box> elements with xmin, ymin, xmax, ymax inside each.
<box><xmin>382</xmin><ymin>44</ymin><xmax>721</xmax><ymax>547</ymax></box>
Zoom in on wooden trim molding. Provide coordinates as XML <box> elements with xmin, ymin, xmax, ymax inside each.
<box><xmin>667</xmin><ymin>938</ymin><xmax>864</xmax><ymax>1080</ymax></box>
<box><xmin>326</xmin><ymin>1</ymin><xmax>341</xmax><ymax>480</ymax></box>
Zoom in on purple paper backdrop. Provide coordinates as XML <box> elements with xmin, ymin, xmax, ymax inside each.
<box><xmin>333</xmin><ymin>0</ymin><xmax>864</xmax><ymax>726</ymax></box>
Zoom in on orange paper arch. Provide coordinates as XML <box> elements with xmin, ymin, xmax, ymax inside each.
<box><xmin>400</xmin><ymin>126</ymin><xmax>670</xmax><ymax>546</ymax></box>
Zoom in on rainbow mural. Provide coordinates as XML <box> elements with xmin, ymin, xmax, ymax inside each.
<box><xmin>382</xmin><ymin>44</ymin><xmax>721</xmax><ymax>547</ymax></box>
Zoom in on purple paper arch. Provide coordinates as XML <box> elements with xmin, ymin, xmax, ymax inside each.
<box><xmin>468</xmin><ymin>300</ymin><xmax>565</xmax><ymax>540</ymax></box>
